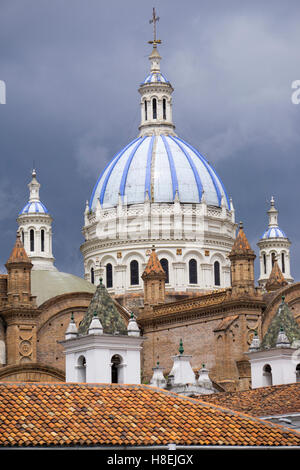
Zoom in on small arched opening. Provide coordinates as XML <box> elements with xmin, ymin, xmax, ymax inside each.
<box><xmin>30</xmin><ymin>229</ymin><xmax>35</xmax><ymax>252</ymax></box>
<box><xmin>144</xmin><ymin>101</ymin><xmax>148</xmax><ymax>121</ymax></box>
<box><xmin>189</xmin><ymin>259</ymin><xmax>198</xmax><ymax>284</ymax></box>
<box><xmin>296</xmin><ymin>364</ymin><xmax>300</xmax><ymax>383</ymax></box>
<box><xmin>281</xmin><ymin>253</ymin><xmax>285</xmax><ymax>274</ymax></box>
<box><xmin>111</xmin><ymin>354</ymin><xmax>123</xmax><ymax>384</ymax></box>
<box><xmin>130</xmin><ymin>260</ymin><xmax>139</xmax><ymax>286</ymax></box>
<box><xmin>152</xmin><ymin>98</ymin><xmax>157</xmax><ymax>119</ymax></box>
<box><xmin>214</xmin><ymin>261</ymin><xmax>221</xmax><ymax>286</ymax></box>
<box><xmin>41</xmin><ymin>229</ymin><xmax>45</xmax><ymax>252</ymax></box>
<box><xmin>106</xmin><ymin>263</ymin><xmax>113</xmax><ymax>288</ymax></box>
<box><xmin>271</xmin><ymin>252</ymin><xmax>276</xmax><ymax>267</ymax></box>
<box><xmin>90</xmin><ymin>267</ymin><xmax>95</xmax><ymax>284</ymax></box>
<box><xmin>163</xmin><ymin>98</ymin><xmax>167</xmax><ymax>120</ymax></box>
<box><xmin>160</xmin><ymin>258</ymin><xmax>169</xmax><ymax>283</ymax></box>
<box><xmin>263</xmin><ymin>253</ymin><xmax>267</xmax><ymax>274</ymax></box>
<box><xmin>77</xmin><ymin>355</ymin><xmax>86</xmax><ymax>383</ymax></box>
<box><xmin>262</xmin><ymin>364</ymin><xmax>272</xmax><ymax>386</ymax></box>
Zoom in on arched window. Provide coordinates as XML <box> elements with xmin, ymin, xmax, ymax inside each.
<box><xmin>106</xmin><ymin>263</ymin><xmax>113</xmax><ymax>288</ymax></box>
<box><xmin>163</xmin><ymin>98</ymin><xmax>167</xmax><ymax>120</ymax></box>
<box><xmin>21</xmin><ymin>230</ymin><xmax>24</xmax><ymax>245</ymax></box>
<box><xmin>263</xmin><ymin>254</ymin><xmax>267</xmax><ymax>274</ymax></box>
<box><xmin>77</xmin><ymin>355</ymin><xmax>86</xmax><ymax>383</ymax></box>
<box><xmin>30</xmin><ymin>229</ymin><xmax>34</xmax><ymax>252</ymax></box>
<box><xmin>281</xmin><ymin>253</ymin><xmax>285</xmax><ymax>274</ymax></box>
<box><xmin>189</xmin><ymin>259</ymin><xmax>198</xmax><ymax>284</ymax></box>
<box><xmin>271</xmin><ymin>252</ymin><xmax>276</xmax><ymax>267</ymax></box>
<box><xmin>111</xmin><ymin>354</ymin><xmax>122</xmax><ymax>383</ymax></box>
<box><xmin>41</xmin><ymin>229</ymin><xmax>45</xmax><ymax>252</ymax></box>
<box><xmin>263</xmin><ymin>364</ymin><xmax>272</xmax><ymax>386</ymax></box>
<box><xmin>130</xmin><ymin>260</ymin><xmax>139</xmax><ymax>286</ymax></box>
<box><xmin>90</xmin><ymin>267</ymin><xmax>95</xmax><ymax>284</ymax></box>
<box><xmin>144</xmin><ymin>101</ymin><xmax>148</xmax><ymax>121</ymax></box>
<box><xmin>214</xmin><ymin>261</ymin><xmax>220</xmax><ymax>286</ymax></box>
<box><xmin>296</xmin><ymin>364</ymin><xmax>300</xmax><ymax>383</ymax></box>
<box><xmin>160</xmin><ymin>258</ymin><xmax>169</xmax><ymax>283</ymax></box>
<box><xmin>152</xmin><ymin>98</ymin><xmax>157</xmax><ymax>119</ymax></box>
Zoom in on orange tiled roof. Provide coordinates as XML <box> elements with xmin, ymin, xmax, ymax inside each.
<box><xmin>229</xmin><ymin>223</ymin><xmax>254</xmax><ymax>256</ymax></box>
<box><xmin>0</xmin><ymin>383</ymin><xmax>299</xmax><ymax>447</ymax></box>
<box><xmin>265</xmin><ymin>260</ymin><xmax>288</xmax><ymax>292</ymax></box>
<box><xmin>6</xmin><ymin>233</ymin><xmax>31</xmax><ymax>265</ymax></box>
<box><xmin>200</xmin><ymin>383</ymin><xmax>300</xmax><ymax>418</ymax></box>
<box><xmin>142</xmin><ymin>248</ymin><xmax>166</xmax><ymax>279</ymax></box>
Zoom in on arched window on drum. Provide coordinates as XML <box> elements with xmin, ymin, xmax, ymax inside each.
<box><xmin>130</xmin><ymin>260</ymin><xmax>139</xmax><ymax>286</ymax></box>
<box><xmin>106</xmin><ymin>263</ymin><xmax>113</xmax><ymax>288</ymax></box>
<box><xmin>214</xmin><ymin>261</ymin><xmax>220</xmax><ymax>286</ymax></box>
<box><xmin>152</xmin><ymin>98</ymin><xmax>157</xmax><ymax>119</ymax></box>
<box><xmin>90</xmin><ymin>267</ymin><xmax>95</xmax><ymax>284</ymax></box>
<box><xmin>160</xmin><ymin>258</ymin><xmax>169</xmax><ymax>283</ymax></box>
<box><xmin>189</xmin><ymin>259</ymin><xmax>198</xmax><ymax>284</ymax></box>
<box><xmin>30</xmin><ymin>229</ymin><xmax>34</xmax><ymax>252</ymax></box>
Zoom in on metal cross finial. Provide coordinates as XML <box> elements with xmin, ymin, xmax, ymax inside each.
<box><xmin>149</xmin><ymin>8</ymin><xmax>161</xmax><ymax>45</ymax></box>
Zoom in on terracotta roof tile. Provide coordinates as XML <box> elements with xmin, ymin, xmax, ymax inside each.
<box><xmin>0</xmin><ymin>383</ymin><xmax>299</xmax><ymax>447</ymax></box>
<box><xmin>200</xmin><ymin>383</ymin><xmax>300</xmax><ymax>417</ymax></box>
<box><xmin>6</xmin><ymin>233</ymin><xmax>31</xmax><ymax>265</ymax></box>
<box><xmin>229</xmin><ymin>223</ymin><xmax>254</xmax><ymax>257</ymax></box>
<box><xmin>266</xmin><ymin>260</ymin><xmax>288</xmax><ymax>292</ymax></box>
<box><xmin>142</xmin><ymin>248</ymin><xmax>166</xmax><ymax>279</ymax></box>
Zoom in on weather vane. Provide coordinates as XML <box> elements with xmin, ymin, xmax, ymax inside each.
<box><xmin>148</xmin><ymin>7</ymin><xmax>161</xmax><ymax>45</ymax></box>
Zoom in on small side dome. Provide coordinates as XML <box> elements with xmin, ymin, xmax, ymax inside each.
<box><xmin>261</xmin><ymin>227</ymin><xmax>287</xmax><ymax>239</ymax></box>
<box><xmin>19</xmin><ymin>201</ymin><xmax>49</xmax><ymax>215</ymax></box>
<box><xmin>142</xmin><ymin>72</ymin><xmax>169</xmax><ymax>84</ymax></box>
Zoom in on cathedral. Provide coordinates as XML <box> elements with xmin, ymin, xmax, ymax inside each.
<box><xmin>0</xmin><ymin>16</ymin><xmax>299</xmax><ymax>395</ymax></box>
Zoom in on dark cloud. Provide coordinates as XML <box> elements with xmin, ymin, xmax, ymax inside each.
<box><xmin>0</xmin><ymin>0</ymin><xmax>300</xmax><ymax>282</ymax></box>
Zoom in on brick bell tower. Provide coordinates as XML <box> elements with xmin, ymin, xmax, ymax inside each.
<box><xmin>228</xmin><ymin>222</ymin><xmax>256</xmax><ymax>297</ymax></box>
<box><xmin>142</xmin><ymin>247</ymin><xmax>166</xmax><ymax>306</ymax></box>
<box><xmin>2</xmin><ymin>233</ymin><xmax>38</xmax><ymax>365</ymax></box>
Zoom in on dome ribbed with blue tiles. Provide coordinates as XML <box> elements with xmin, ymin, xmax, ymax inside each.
<box><xmin>261</xmin><ymin>227</ymin><xmax>287</xmax><ymax>240</ymax></box>
<box><xmin>89</xmin><ymin>26</ymin><xmax>231</xmax><ymax>212</ymax></box>
<box><xmin>19</xmin><ymin>169</ymin><xmax>49</xmax><ymax>216</ymax></box>
<box><xmin>260</xmin><ymin>197</ymin><xmax>287</xmax><ymax>240</ymax></box>
<box><xmin>19</xmin><ymin>201</ymin><xmax>49</xmax><ymax>215</ymax></box>
<box><xmin>89</xmin><ymin>134</ymin><xmax>230</xmax><ymax>210</ymax></box>
<box><xmin>142</xmin><ymin>72</ymin><xmax>169</xmax><ymax>85</ymax></box>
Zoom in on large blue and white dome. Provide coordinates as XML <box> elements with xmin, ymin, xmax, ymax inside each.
<box><xmin>82</xmin><ymin>38</ymin><xmax>237</xmax><ymax>294</ymax></box>
<box><xmin>89</xmin><ymin>41</ymin><xmax>231</xmax><ymax>212</ymax></box>
<box><xmin>90</xmin><ymin>134</ymin><xmax>230</xmax><ymax>210</ymax></box>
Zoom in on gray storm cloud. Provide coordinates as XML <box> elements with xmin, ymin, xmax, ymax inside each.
<box><xmin>0</xmin><ymin>0</ymin><xmax>299</xmax><ymax>280</ymax></box>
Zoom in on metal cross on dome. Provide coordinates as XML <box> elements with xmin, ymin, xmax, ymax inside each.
<box><xmin>149</xmin><ymin>7</ymin><xmax>161</xmax><ymax>45</ymax></box>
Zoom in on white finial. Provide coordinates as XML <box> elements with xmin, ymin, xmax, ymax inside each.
<box><xmin>198</xmin><ymin>364</ymin><xmax>213</xmax><ymax>390</ymax></box>
<box><xmin>65</xmin><ymin>313</ymin><xmax>78</xmax><ymax>340</ymax></box>
<box><xmin>169</xmin><ymin>340</ymin><xmax>196</xmax><ymax>385</ymax></box>
<box><xmin>276</xmin><ymin>326</ymin><xmax>290</xmax><ymax>348</ymax></box>
<box><xmin>150</xmin><ymin>361</ymin><xmax>167</xmax><ymax>389</ymax></box>
<box><xmin>267</xmin><ymin>195</ymin><xmax>278</xmax><ymax>228</ymax></box>
<box><xmin>127</xmin><ymin>312</ymin><xmax>140</xmax><ymax>337</ymax></box>
<box><xmin>249</xmin><ymin>331</ymin><xmax>261</xmax><ymax>352</ymax></box>
<box><xmin>88</xmin><ymin>312</ymin><xmax>103</xmax><ymax>335</ymax></box>
<box><xmin>28</xmin><ymin>168</ymin><xmax>41</xmax><ymax>203</ymax></box>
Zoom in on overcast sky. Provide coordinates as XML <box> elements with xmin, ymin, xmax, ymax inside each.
<box><xmin>1</xmin><ymin>0</ymin><xmax>300</xmax><ymax>282</ymax></box>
